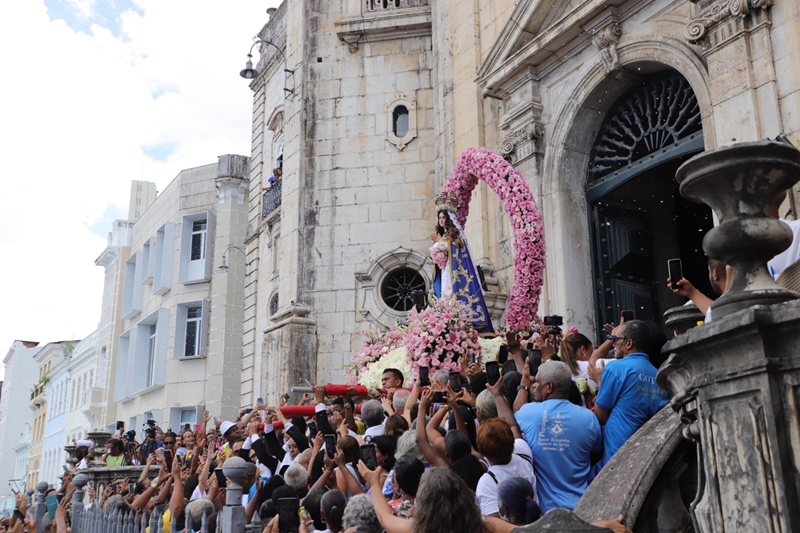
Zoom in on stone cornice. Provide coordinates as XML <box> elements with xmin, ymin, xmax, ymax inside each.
<box><xmin>334</xmin><ymin>8</ymin><xmax>432</xmax><ymax>53</ymax></box>
<box><xmin>94</xmin><ymin>246</ymin><xmax>120</xmax><ymax>269</ymax></box>
<box><xmin>685</xmin><ymin>0</ymin><xmax>774</xmax><ymax>44</ymax></box>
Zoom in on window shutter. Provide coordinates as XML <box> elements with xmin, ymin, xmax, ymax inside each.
<box><xmin>203</xmin><ymin>210</ymin><xmax>216</xmax><ymax>281</ymax></box>
<box><xmin>199</xmin><ymin>300</ymin><xmax>211</xmax><ymax>357</ymax></box>
<box><xmin>153</xmin><ymin>309</ymin><xmax>170</xmax><ymax>387</ymax></box>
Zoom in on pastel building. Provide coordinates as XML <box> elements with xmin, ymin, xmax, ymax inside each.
<box><xmin>0</xmin><ymin>341</ymin><xmax>39</xmax><ymax>512</ymax></box>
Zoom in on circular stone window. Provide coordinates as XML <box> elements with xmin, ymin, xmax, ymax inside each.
<box><xmin>380</xmin><ymin>268</ymin><xmax>426</xmax><ymax>312</ymax></box>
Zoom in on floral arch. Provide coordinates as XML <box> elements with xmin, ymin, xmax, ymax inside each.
<box><xmin>444</xmin><ymin>147</ymin><xmax>546</xmax><ymax>329</ymax></box>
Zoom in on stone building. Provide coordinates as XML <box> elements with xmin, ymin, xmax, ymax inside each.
<box><xmin>240</xmin><ymin>0</ymin><xmax>800</xmax><ymax>403</ymax></box>
<box><xmin>103</xmin><ymin>155</ymin><xmax>251</xmax><ymax>429</ymax></box>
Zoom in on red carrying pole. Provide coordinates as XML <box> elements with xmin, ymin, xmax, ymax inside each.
<box><xmin>279</xmin><ymin>404</ymin><xmax>362</xmax><ymax>417</ymax></box>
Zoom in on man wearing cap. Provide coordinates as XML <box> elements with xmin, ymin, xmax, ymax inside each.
<box><xmin>220</xmin><ymin>420</ymin><xmax>243</xmax><ymax>459</ymax></box>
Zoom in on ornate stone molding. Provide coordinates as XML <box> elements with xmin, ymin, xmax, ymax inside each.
<box><xmin>685</xmin><ymin>0</ymin><xmax>773</xmax><ymax>45</ymax></box>
<box><xmin>591</xmin><ymin>23</ymin><xmax>622</xmax><ymax>75</ymax></box>
<box><xmin>499</xmin><ymin>122</ymin><xmax>545</xmax><ymax>165</ymax></box>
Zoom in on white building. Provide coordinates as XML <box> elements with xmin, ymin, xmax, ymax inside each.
<box><xmin>0</xmin><ymin>341</ymin><xmax>40</xmax><ymax>512</ymax></box>
<box><xmin>106</xmin><ymin>155</ymin><xmax>250</xmax><ymax>429</ymax></box>
<box><xmin>93</xmin><ymin>219</ymin><xmax>135</xmax><ymax>432</ymax></box>
<box><xmin>64</xmin><ymin>332</ymin><xmax>98</xmax><ymax>444</ymax></box>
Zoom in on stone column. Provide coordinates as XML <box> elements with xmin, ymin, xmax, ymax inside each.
<box><xmin>658</xmin><ymin>140</ymin><xmax>800</xmax><ymax>531</ymax></box>
<box><xmin>685</xmin><ymin>0</ymin><xmax>780</xmax><ymax>145</ymax></box>
<box><xmin>262</xmin><ymin>303</ymin><xmax>317</xmax><ymax>405</ymax></box>
<box><xmin>207</xmin><ymin>155</ymin><xmax>249</xmax><ymax>420</ymax></box>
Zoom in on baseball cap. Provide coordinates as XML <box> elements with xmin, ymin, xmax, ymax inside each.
<box><xmin>220</xmin><ymin>421</ymin><xmax>236</xmax><ymax>437</ymax></box>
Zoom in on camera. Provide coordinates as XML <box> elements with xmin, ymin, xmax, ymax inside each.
<box><xmin>143</xmin><ymin>419</ymin><xmax>157</xmax><ymax>440</ymax></box>
<box><xmin>125</xmin><ymin>430</ymin><xmax>136</xmax><ymax>441</ymax></box>
<box><xmin>543</xmin><ymin>315</ymin><xmax>564</xmax><ymax>351</ymax></box>
<box><xmin>543</xmin><ymin>315</ymin><xmax>563</xmax><ymax>326</ymax></box>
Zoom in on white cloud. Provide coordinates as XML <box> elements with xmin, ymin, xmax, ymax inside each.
<box><xmin>0</xmin><ymin>0</ymin><xmax>280</xmax><ymax>378</ymax></box>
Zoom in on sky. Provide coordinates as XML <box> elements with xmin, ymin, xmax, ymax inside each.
<box><xmin>0</xmin><ymin>0</ymin><xmax>280</xmax><ymax>379</ymax></box>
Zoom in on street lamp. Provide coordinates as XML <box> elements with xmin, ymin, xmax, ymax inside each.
<box><xmin>219</xmin><ymin>246</ymin><xmax>252</xmax><ymax>275</ymax></box>
<box><xmin>240</xmin><ymin>39</ymin><xmax>294</xmax><ymax>95</ymax></box>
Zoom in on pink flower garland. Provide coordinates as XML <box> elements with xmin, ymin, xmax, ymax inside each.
<box><xmin>444</xmin><ymin>147</ymin><xmax>546</xmax><ymax>330</ymax></box>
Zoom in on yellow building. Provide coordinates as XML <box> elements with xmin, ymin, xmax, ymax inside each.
<box><xmin>26</xmin><ymin>343</ymin><xmax>65</xmax><ymax>488</ymax></box>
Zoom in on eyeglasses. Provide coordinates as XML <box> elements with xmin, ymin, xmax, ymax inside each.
<box><xmin>163</xmin><ymin>440</ymin><xmax>176</xmax><ymax>446</ymax></box>
<box><xmin>606</xmin><ymin>335</ymin><xmax>628</xmax><ymax>344</ymax></box>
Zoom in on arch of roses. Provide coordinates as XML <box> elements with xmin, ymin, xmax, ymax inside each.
<box><xmin>444</xmin><ymin>147</ymin><xmax>546</xmax><ymax>329</ymax></box>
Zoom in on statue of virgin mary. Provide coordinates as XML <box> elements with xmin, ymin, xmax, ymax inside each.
<box><xmin>430</xmin><ymin>192</ymin><xmax>495</xmax><ymax>336</ymax></box>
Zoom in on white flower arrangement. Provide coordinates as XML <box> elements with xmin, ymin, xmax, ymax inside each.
<box><xmin>478</xmin><ymin>336</ymin><xmax>504</xmax><ymax>363</ymax></box>
<box><xmin>358</xmin><ymin>346</ymin><xmax>414</xmax><ymax>390</ymax></box>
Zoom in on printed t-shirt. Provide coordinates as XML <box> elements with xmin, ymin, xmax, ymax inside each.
<box><xmin>595</xmin><ymin>352</ymin><xmax>670</xmax><ymax>467</ymax></box>
<box><xmin>474</xmin><ymin>439</ymin><xmax>537</xmax><ymax>516</ymax></box>
<box><xmin>515</xmin><ymin>399</ymin><xmax>602</xmax><ymax>512</ymax></box>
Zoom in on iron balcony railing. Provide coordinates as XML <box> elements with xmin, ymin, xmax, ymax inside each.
<box><xmin>366</xmin><ymin>0</ymin><xmax>428</xmax><ymax>11</ymax></box>
<box><xmin>262</xmin><ymin>179</ymin><xmax>282</xmax><ymax>219</ymax></box>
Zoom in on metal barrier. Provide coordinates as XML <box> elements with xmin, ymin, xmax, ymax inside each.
<box><xmin>59</xmin><ymin>457</ymin><xmax>259</xmax><ymax>533</ymax></box>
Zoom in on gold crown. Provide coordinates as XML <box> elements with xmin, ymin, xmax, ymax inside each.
<box><xmin>435</xmin><ymin>192</ymin><xmax>459</xmax><ymax>214</ymax></box>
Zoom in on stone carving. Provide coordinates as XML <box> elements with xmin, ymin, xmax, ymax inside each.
<box><xmin>658</xmin><ymin>139</ymin><xmax>800</xmax><ymax>531</ymax></box>
<box><xmin>339</xmin><ymin>32</ymin><xmax>364</xmax><ymax>53</ymax></box>
<box><xmin>591</xmin><ymin>24</ymin><xmax>622</xmax><ymax>75</ymax></box>
<box><xmin>685</xmin><ymin>0</ymin><xmax>774</xmax><ymax>44</ymax></box>
<box><xmin>499</xmin><ymin>122</ymin><xmax>544</xmax><ymax>165</ymax></box>
<box><xmin>676</xmin><ymin>141</ymin><xmax>800</xmax><ymax>318</ymax></box>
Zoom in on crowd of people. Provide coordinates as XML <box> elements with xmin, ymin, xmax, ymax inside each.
<box><xmin>0</xmin><ymin>314</ymin><xmax>680</xmax><ymax>533</ymax></box>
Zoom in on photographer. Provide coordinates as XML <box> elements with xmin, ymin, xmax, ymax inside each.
<box><xmin>139</xmin><ymin>420</ymin><xmax>164</xmax><ymax>463</ymax></box>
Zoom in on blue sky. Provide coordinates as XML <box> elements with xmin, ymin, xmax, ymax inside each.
<box><xmin>0</xmin><ymin>0</ymin><xmax>279</xmax><ymax>374</ymax></box>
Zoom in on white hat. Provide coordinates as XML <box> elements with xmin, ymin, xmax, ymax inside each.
<box><xmin>220</xmin><ymin>421</ymin><xmax>236</xmax><ymax>437</ymax></box>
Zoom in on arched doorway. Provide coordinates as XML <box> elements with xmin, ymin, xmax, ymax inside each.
<box><xmin>587</xmin><ymin>71</ymin><xmax>714</xmax><ymax>336</ymax></box>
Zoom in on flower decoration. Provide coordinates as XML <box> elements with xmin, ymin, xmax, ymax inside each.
<box><xmin>429</xmin><ymin>241</ymin><xmax>449</xmax><ymax>270</ymax></box>
<box><xmin>444</xmin><ymin>147</ymin><xmax>546</xmax><ymax>329</ymax></box>
<box><xmin>349</xmin><ymin>297</ymin><xmax>482</xmax><ymax>386</ymax></box>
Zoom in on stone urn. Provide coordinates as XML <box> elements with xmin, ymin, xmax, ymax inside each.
<box><xmin>663</xmin><ymin>302</ymin><xmax>705</xmax><ymax>334</ymax></box>
<box><xmin>675</xmin><ymin>140</ymin><xmax>800</xmax><ymax>319</ymax></box>
<box><xmin>86</xmin><ymin>430</ymin><xmax>113</xmax><ymax>467</ymax></box>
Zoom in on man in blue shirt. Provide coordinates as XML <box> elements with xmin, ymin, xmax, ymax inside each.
<box><xmin>594</xmin><ymin>320</ymin><xmax>670</xmax><ymax>467</ymax></box>
<box><xmin>511</xmin><ymin>360</ymin><xmax>602</xmax><ymax>513</ymax></box>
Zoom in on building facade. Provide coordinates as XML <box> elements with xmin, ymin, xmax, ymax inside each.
<box><xmin>240</xmin><ymin>0</ymin><xmax>800</xmax><ymax>403</ymax></box>
<box><xmin>0</xmin><ymin>341</ymin><xmax>39</xmax><ymax>512</ymax></box>
<box><xmin>27</xmin><ymin>342</ymin><xmax>66</xmax><ymax>488</ymax></box>
<box><xmin>41</xmin><ymin>343</ymin><xmax>71</xmax><ymax>489</ymax></box>
<box><xmin>64</xmin><ymin>332</ymin><xmax>99</xmax><ymax>443</ymax></box>
<box><xmin>106</xmin><ymin>155</ymin><xmax>250</xmax><ymax>429</ymax></box>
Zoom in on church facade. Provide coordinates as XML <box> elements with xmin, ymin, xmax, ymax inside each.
<box><xmin>240</xmin><ymin>0</ymin><xmax>800</xmax><ymax>404</ymax></box>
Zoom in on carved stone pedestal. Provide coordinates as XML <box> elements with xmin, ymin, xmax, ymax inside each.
<box><xmin>658</xmin><ymin>300</ymin><xmax>800</xmax><ymax>531</ymax></box>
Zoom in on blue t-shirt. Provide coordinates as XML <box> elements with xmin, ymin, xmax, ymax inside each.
<box><xmin>515</xmin><ymin>399</ymin><xmax>602</xmax><ymax>513</ymax></box>
<box><xmin>596</xmin><ymin>353</ymin><xmax>670</xmax><ymax>466</ymax></box>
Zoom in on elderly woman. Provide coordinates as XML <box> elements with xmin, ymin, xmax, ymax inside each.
<box><xmin>342</xmin><ymin>494</ymin><xmax>382</xmax><ymax>533</ymax></box>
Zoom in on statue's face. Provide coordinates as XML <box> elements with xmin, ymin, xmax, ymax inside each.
<box><xmin>438</xmin><ymin>211</ymin><xmax>447</xmax><ymax>228</ymax></box>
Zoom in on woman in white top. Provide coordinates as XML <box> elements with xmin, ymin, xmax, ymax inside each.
<box><xmin>559</xmin><ymin>331</ymin><xmax>614</xmax><ymax>409</ymax></box>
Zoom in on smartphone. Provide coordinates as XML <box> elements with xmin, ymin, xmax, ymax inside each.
<box><xmin>278</xmin><ymin>497</ymin><xmax>300</xmax><ymax>533</ymax></box>
<box><xmin>419</xmin><ymin>366</ymin><xmax>430</xmax><ymax>388</ymax></box>
<box><xmin>163</xmin><ymin>450</ymin><xmax>173</xmax><ymax>472</ymax></box>
<box><xmin>359</xmin><ymin>444</ymin><xmax>378</xmax><ymax>470</ymax></box>
<box><xmin>498</xmin><ymin>345</ymin><xmax>509</xmax><ymax>364</ymax></box>
<box><xmin>244</xmin><ymin>408</ymin><xmax>253</xmax><ymax>414</ymax></box>
<box><xmin>621</xmin><ymin>310</ymin><xmax>634</xmax><ymax>322</ymax></box>
<box><xmin>283</xmin><ymin>393</ymin><xmax>291</xmax><ymax>402</ymax></box>
<box><xmin>46</xmin><ymin>494</ymin><xmax>60</xmax><ymax>520</ymax></box>
<box><xmin>528</xmin><ymin>349</ymin><xmax>543</xmax><ymax>376</ymax></box>
<box><xmin>449</xmin><ymin>371</ymin><xmax>462</xmax><ymax>393</ymax></box>
<box><xmin>432</xmin><ymin>391</ymin><xmax>444</xmax><ymax>403</ymax></box>
<box><xmin>324</xmin><ymin>434</ymin><xmax>336</xmax><ymax>459</ymax></box>
<box><xmin>668</xmin><ymin>258</ymin><xmax>683</xmax><ymax>287</ymax></box>
<box><xmin>194</xmin><ymin>424</ymin><xmax>200</xmax><ymax>432</ymax></box>
<box><xmin>116</xmin><ymin>421</ymin><xmax>125</xmax><ymax>430</ymax></box>
<box><xmin>257</xmin><ymin>397</ymin><xmax>264</xmax><ymax>404</ymax></box>
<box><xmin>214</xmin><ymin>468</ymin><xmax>227</xmax><ymax>487</ymax></box>
<box><xmin>485</xmin><ymin>361</ymin><xmax>500</xmax><ymax>386</ymax></box>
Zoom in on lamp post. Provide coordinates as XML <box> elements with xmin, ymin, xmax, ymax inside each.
<box><xmin>239</xmin><ymin>39</ymin><xmax>294</xmax><ymax>96</ymax></box>
<box><xmin>219</xmin><ymin>245</ymin><xmax>251</xmax><ymax>275</ymax></box>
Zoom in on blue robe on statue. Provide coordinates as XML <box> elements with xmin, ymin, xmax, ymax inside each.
<box><xmin>433</xmin><ymin>240</ymin><xmax>495</xmax><ymax>336</ymax></box>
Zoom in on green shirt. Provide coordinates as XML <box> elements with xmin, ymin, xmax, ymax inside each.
<box><xmin>105</xmin><ymin>454</ymin><xmax>126</xmax><ymax>467</ymax></box>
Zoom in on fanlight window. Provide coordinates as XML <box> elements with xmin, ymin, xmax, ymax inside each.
<box><xmin>588</xmin><ymin>73</ymin><xmax>702</xmax><ymax>181</ymax></box>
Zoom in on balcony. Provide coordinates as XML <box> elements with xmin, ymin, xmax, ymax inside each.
<box><xmin>366</xmin><ymin>0</ymin><xmax>428</xmax><ymax>11</ymax></box>
<box><xmin>262</xmin><ymin>180</ymin><xmax>282</xmax><ymax>219</ymax></box>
